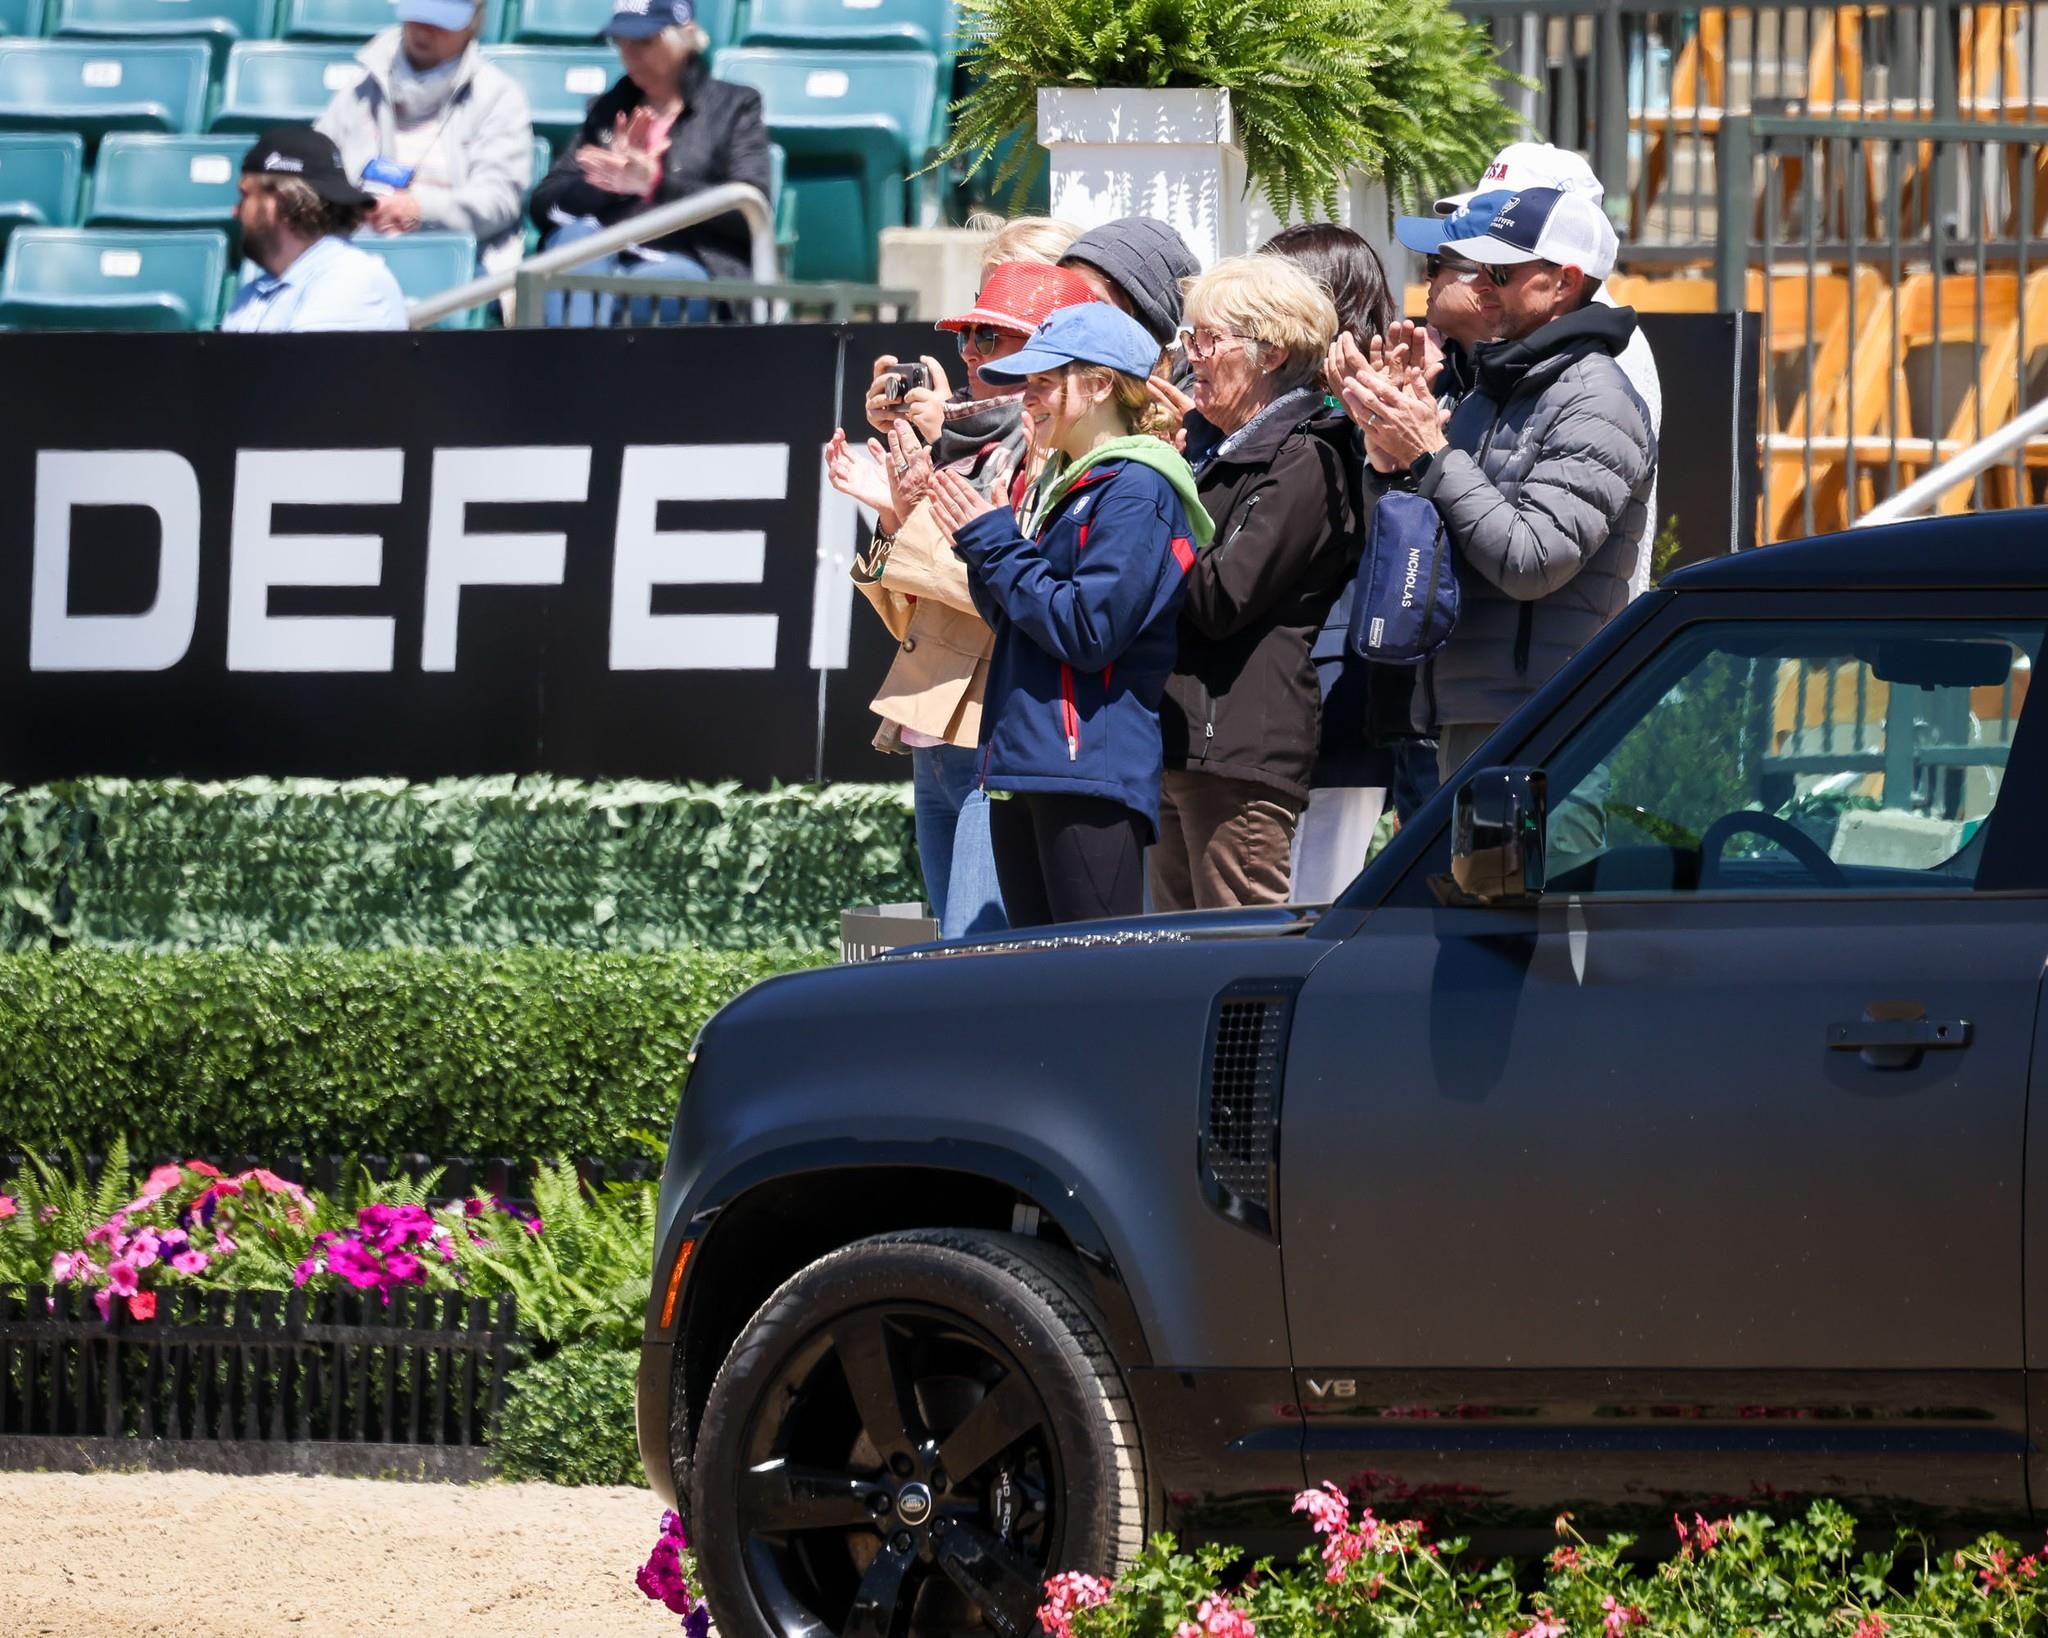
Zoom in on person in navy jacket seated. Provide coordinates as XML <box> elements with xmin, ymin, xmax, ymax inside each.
<box><xmin>928</xmin><ymin>302</ymin><xmax>1216</xmax><ymax>928</ymax></box>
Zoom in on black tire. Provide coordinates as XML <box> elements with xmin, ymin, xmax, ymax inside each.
<box><xmin>689</xmin><ymin>1229</ymin><xmax>1146</xmax><ymax>1638</ymax></box>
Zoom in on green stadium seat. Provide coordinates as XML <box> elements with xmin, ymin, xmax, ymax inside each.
<box><xmin>353</xmin><ymin>228</ymin><xmax>477</xmax><ymax>326</ymax></box>
<box><xmin>55</xmin><ymin>0</ymin><xmax>279</xmax><ymax>79</ymax></box>
<box><xmin>530</xmin><ymin>129</ymin><xmax>549</xmax><ymax>177</ymax></box>
<box><xmin>766</xmin><ymin>134</ymin><xmax>794</xmax><ymax>260</ymax></box>
<box><xmin>0</xmin><ymin>0</ymin><xmax>53</xmax><ymax>35</ymax></box>
<box><xmin>713</xmin><ymin>45</ymin><xmax>934</xmax><ymax>282</ymax></box>
<box><xmin>508</xmin><ymin>0</ymin><xmax>604</xmax><ymax>43</ymax></box>
<box><xmin>282</xmin><ymin>0</ymin><xmax>506</xmax><ymax>41</ymax></box>
<box><xmin>480</xmin><ymin>44</ymin><xmax>613</xmax><ymax>150</ymax></box>
<box><xmin>0</xmin><ymin>133</ymin><xmax>84</xmax><ymax>252</ymax></box>
<box><xmin>741</xmin><ymin>0</ymin><xmax>950</xmax><ymax>54</ymax></box>
<box><xmin>210</xmin><ymin>40</ymin><xmax>360</xmax><ymax>131</ymax></box>
<box><xmin>0</xmin><ymin>224</ymin><xmax>227</xmax><ymax>328</ymax></box>
<box><xmin>0</xmin><ymin>40</ymin><xmax>211</xmax><ymax>140</ymax></box>
<box><xmin>87</xmin><ymin>131</ymin><xmax>248</xmax><ymax>230</ymax></box>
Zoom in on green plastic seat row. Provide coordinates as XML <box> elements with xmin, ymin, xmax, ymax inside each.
<box><xmin>0</xmin><ymin>0</ymin><xmax>744</xmax><ymax>46</ymax></box>
<box><xmin>0</xmin><ymin>222</ymin><xmax>482</xmax><ymax>331</ymax></box>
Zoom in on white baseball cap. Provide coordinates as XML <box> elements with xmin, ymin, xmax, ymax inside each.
<box><xmin>1449</xmin><ymin>187</ymin><xmax>1619</xmax><ymax>281</ymax></box>
<box><xmin>1435</xmin><ymin>141</ymin><xmax>1606</xmax><ymax>216</ymax></box>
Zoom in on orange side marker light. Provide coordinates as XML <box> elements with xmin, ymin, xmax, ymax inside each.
<box><xmin>659</xmin><ymin>1238</ymin><xmax>696</xmax><ymax>1331</ymax></box>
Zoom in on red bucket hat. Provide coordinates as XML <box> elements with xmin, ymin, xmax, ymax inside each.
<box><xmin>937</xmin><ymin>260</ymin><xmax>1098</xmax><ymax>337</ymax></box>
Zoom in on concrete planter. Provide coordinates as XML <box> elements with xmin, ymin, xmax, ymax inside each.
<box><xmin>1037</xmin><ymin>86</ymin><xmax>1396</xmax><ymax>274</ymax></box>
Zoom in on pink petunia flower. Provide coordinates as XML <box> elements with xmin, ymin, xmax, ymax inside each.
<box><xmin>171</xmin><ymin>1249</ymin><xmax>210</xmax><ymax>1275</ymax></box>
<box><xmin>105</xmin><ymin>1260</ymin><xmax>140</xmax><ymax>1297</ymax></box>
<box><xmin>140</xmin><ymin>1164</ymin><xmax>184</xmax><ymax>1200</ymax></box>
<box><xmin>0</xmin><ymin>1194</ymin><xmax>17</xmax><ymax>1220</ymax></box>
<box><xmin>93</xmin><ymin>1289</ymin><xmax>112</xmax><ymax>1321</ymax></box>
<box><xmin>213</xmin><ymin>1232</ymin><xmax>238</xmax><ymax>1256</ymax></box>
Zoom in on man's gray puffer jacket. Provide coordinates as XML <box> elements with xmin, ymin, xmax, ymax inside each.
<box><xmin>1410</xmin><ymin>303</ymin><xmax>1655</xmax><ymax>731</ymax></box>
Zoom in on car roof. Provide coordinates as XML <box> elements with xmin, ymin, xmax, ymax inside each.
<box><xmin>1665</xmin><ymin>508</ymin><xmax>2048</xmax><ymax>592</ymax></box>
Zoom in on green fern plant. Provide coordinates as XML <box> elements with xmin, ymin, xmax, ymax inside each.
<box><xmin>460</xmin><ymin>1161</ymin><xmax>655</xmax><ymax>1348</ymax></box>
<box><xmin>942</xmin><ymin>0</ymin><xmax>1525</xmax><ymax>221</ymax></box>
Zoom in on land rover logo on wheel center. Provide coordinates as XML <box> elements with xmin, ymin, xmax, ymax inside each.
<box><xmin>895</xmin><ymin>1482</ymin><xmax>933</xmax><ymax>1525</ymax></box>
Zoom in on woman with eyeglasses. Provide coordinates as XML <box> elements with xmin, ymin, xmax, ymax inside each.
<box><xmin>824</xmin><ymin>260</ymin><xmax>1098</xmax><ymax>939</ymax></box>
<box><xmin>1148</xmin><ymin>254</ymin><xmax>1360</xmax><ymax>912</ymax></box>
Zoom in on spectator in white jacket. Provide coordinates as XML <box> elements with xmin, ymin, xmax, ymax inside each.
<box><xmin>316</xmin><ymin>0</ymin><xmax>534</xmax><ymax>281</ymax></box>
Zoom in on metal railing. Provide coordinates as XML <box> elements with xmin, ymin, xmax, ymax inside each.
<box><xmin>1452</xmin><ymin>0</ymin><xmax>2048</xmax><ymax>255</ymax></box>
<box><xmin>406</xmin><ymin>180</ymin><xmax>776</xmax><ymax>330</ymax></box>
<box><xmin>1856</xmin><ymin>396</ymin><xmax>2048</xmax><ymax>523</ymax></box>
<box><xmin>1707</xmin><ymin>114</ymin><xmax>2048</xmax><ymax>538</ymax></box>
<box><xmin>515</xmin><ymin>273</ymin><xmax>918</xmax><ymax>325</ymax></box>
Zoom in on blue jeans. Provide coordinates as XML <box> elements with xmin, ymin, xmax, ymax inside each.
<box><xmin>911</xmin><ymin>743</ymin><xmax>1006</xmax><ymax>940</ymax></box>
<box><xmin>542</xmin><ymin>217</ymin><xmax>711</xmax><ymax>327</ymax></box>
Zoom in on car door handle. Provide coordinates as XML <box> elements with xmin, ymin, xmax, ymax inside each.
<box><xmin>1827</xmin><ymin>1019</ymin><xmax>1972</xmax><ymax>1050</ymax></box>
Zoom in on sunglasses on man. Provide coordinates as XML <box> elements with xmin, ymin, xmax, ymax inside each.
<box><xmin>1426</xmin><ymin>256</ymin><xmax>1515</xmax><ymax>288</ymax></box>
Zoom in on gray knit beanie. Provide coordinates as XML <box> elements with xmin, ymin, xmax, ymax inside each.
<box><xmin>1059</xmin><ymin>216</ymin><xmax>1200</xmax><ymax>346</ymax></box>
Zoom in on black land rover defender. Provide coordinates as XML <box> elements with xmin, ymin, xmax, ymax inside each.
<box><xmin>639</xmin><ymin>515</ymin><xmax>2048</xmax><ymax>1637</ymax></box>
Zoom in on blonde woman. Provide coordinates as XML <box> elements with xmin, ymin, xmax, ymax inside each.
<box><xmin>1151</xmin><ymin>254</ymin><xmax>1360</xmax><ymax>910</ymax></box>
<box><xmin>929</xmin><ymin>304</ymin><xmax>1214</xmax><ymax>927</ymax></box>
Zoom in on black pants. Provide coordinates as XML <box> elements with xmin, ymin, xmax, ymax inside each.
<box><xmin>989</xmin><ymin>792</ymin><xmax>1148</xmax><ymax>927</ymax></box>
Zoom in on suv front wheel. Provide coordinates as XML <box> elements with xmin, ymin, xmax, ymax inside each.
<box><xmin>690</xmin><ymin>1229</ymin><xmax>1147</xmax><ymax>1638</ymax></box>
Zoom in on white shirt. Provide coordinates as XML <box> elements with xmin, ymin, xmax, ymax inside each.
<box><xmin>1596</xmin><ymin>285</ymin><xmax>1664</xmax><ymax>597</ymax></box>
<box><xmin>221</xmin><ymin>235</ymin><xmax>409</xmax><ymax>333</ymax></box>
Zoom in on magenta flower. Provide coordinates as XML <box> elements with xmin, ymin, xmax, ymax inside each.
<box><xmin>0</xmin><ymin>1194</ymin><xmax>17</xmax><ymax>1220</ymax></box>
<box><xmin>1038</xmin><ymin>1572</ymin><xmax>1114</xmax><ymax>1638</ymax></box>
<box><xmin>50</xmin><ymin>1250</ymin><xmax>93</xmax><ymax>1283</ymax></box>
<box><xmin>213</xmin><ymin>1231</ymin><xmax>238</xmax><ymax>1256</ymax></box>
<box><xmin>171</xmin><ymin>1249</ymin><xmax>210</xmax><ymax>1275</ymax></box>
<box><xmin>105</xmin><ymin>1259</ymin><xmax>140</xmax><ymax>1297</ymax></box>
<box><xmin>92</xmin><ymin>1289</ymin><xmax>112</xmax><ymax>1321</ymax></box>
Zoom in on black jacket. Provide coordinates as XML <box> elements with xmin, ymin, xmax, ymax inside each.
<box><xmin>1160</xmin><ymin>393</ymin><xmax>1363</xmax><ymax>805</ymax></box>
<box><xmin>529</xmin><ymin>54</ymin><xmax>771</xmax><ymax>278</ymax></box>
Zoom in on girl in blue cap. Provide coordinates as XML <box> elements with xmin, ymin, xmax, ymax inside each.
<box><xmin>928</xmin><ymin>301</ymin><xmax>1215</xmax><ymax>927</ymax></box>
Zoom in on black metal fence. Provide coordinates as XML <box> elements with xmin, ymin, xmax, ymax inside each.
<box><xmin>1454</xmin><ymin>0</ymin><xmax>2048</xmax><ymax>256</ymax></box>
<box><xmin>0</xmin><ymin>1285</ymin><xmax>520</xmax><ymax>1478</ymax></box>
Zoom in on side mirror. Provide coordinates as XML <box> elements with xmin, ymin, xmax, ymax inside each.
<box><xmin>1452</xmin><ymin>767</ymin><xmax>1548</xmax><ymax>904</ymax></box>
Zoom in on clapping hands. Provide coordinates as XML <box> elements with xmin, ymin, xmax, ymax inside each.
<box><xmin>575</xmin><ymin>106</ymin><xmax>671</xmax><ymax>196</ymax></box>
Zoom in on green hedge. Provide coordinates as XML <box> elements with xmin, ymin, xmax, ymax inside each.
<box><xmin>0</xmin><ymin>946</ymin><xmax>823</xmax><ymax>1158</ymax></box>
<box><xmin>494</xmin><ymin>1343</ymin><xmax>644</xmax><ymax>1487</ymax></box>
<box><xmin>0</xmin><ymin>777</ymin><xmax>919</xmax><ymax>953</ymax></box>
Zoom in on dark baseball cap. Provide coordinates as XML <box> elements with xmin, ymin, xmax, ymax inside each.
<box><xmin>605</xmin><ymin>0</ymin><xmax>693</xmax><ymax>37</ymax></box>
<box><xmin>241</xmin><ymin>125</ymin><xmax>374</xmax><ymax>208</ymax></box>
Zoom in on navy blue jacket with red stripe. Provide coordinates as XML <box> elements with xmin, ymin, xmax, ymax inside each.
<box><xmin>952</xmin><ymin>458</ymin><xmax>1199</xmax><ymax>840</ymax></box>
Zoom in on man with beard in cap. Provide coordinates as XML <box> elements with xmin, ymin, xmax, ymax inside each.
<box><xmin>223</xmin><ymin>126</ymin><xmax>409</xmax><ymax>332</ymax></box>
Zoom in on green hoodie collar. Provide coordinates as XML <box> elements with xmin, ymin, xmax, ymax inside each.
<box><xmin>1025</xmin><ymin>436</ymin><xmax>1216</xmax><ymax>547</ymax></box>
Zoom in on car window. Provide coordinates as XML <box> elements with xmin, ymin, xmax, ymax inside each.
<box><xmin>1540</xmin><ymin>620</ymin><xmax>2042</xmax><ymax>894</ymax></box>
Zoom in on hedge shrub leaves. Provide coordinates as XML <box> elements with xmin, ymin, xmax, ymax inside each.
<box><xmin>0</xmin><ymin>777</ymin><xmax>920</xmax><ymax>953</ymax></box>
<box><xmin>0</xmin><ymin>946</ymin><xmax>824</xmax><ymax>1158</ymax></box>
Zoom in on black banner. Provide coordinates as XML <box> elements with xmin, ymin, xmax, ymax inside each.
<box><xmin>0</xmin><ymin>317</ymin><xmax>1751</xmax><ymax>787</ymax></box>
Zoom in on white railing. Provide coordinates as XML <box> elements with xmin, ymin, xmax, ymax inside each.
<box><xmin>406</xmin><ymin>181</ymin><xmax>775</xmax><ymax>330</ymax></box>
<box><xmin>1855</xmin><ymin>398</ymin><xmax>2048</xmax><ymax>527</ymax></box>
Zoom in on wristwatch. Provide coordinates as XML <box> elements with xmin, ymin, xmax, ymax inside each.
<box><xmin>1407</xmin><ymin>451</ymin><xmax>1437</xmax><ymax>484</ymax></box>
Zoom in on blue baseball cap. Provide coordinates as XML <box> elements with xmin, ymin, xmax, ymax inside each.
<box><xmin>1394</xmin><ymin>189</ymin><xmax>1515</xmax><ymax>257</ymax></box>
<box><xmin>605</xmin><ymin>0</ymin><xmax>692</xmax><ymax>37</ymax></box>
<box><xmin>975</xmin><ymin>301</ymin><xmax>1160</xmax><ymax>385</ymax></box>
<box><xmin>1453</xmin><ymin>186</ymin><xmax>1619</xmax><ymax>279</ymax></box>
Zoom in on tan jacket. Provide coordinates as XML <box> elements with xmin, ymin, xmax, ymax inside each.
<box><xmin>855</xmin><ymin>502</ymin><xmax>994</xmax><ymax>752</ymax></box>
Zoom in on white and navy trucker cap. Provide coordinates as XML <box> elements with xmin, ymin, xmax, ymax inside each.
<box><xmin>1447</xmin><ymin>187</ymin><xmax>1619</xmax><ymax>280</ymax></box>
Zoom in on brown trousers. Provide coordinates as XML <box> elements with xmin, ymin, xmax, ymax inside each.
<box><xmin>1148</xmin><ymin>768</ymin><xmax>1304</xmax><ymax>912</ymax></box>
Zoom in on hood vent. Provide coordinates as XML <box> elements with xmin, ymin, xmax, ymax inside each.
<box><xmin>1199</xmin><ymin>981</ymin><xmax>1301</xmax><ymax>1236</ymax></box>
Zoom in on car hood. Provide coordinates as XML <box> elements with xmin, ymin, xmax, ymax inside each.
<box><xmin>882</xmin><ymin>901</ymin><xmax>1325</xmax><ymax>959</ymax></box>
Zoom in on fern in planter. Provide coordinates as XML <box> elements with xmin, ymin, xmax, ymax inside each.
<box><xmin>943</xmin><ymin>0</ymin><xmax>1525</xmax><ymax>220</ymax></box>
